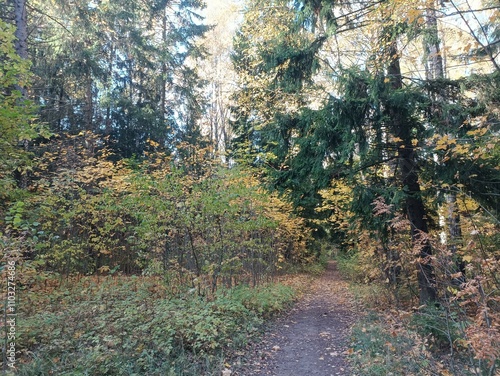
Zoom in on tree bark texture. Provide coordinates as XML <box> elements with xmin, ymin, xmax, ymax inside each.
<box><xmin>14</xmin><ymin>0</ymin><xmax>27</xmax><ymax>60</ymax></box>
<box><xmin>387</xmin><ymin>42</ymin><xmax>437</xmax><ymax>304</ymax></box>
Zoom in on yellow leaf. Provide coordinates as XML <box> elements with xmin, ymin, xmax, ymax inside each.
<box><xmin>98</xmin><ymin>265</ymin><xmax>110</xmax><ymax>273</ymax></box>
<box><xmin>447</xmin><ymin>286</ymin><xmax>459</xmax><ymax>295</ymax></box>
<box><xmin>462</xmin><ymin>255</ymin><xmax>473</xmax><ymax>263</ymax></box>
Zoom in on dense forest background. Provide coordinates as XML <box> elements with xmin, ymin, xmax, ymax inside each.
<box><xmin>1</xmin><ymin>0</ymin><xmax>499</xmax><ymax>374</ymax></box>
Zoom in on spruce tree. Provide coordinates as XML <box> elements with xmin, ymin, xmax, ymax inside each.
<box><xmin>25</xmin><ymin>0</ymin><xmax>208</xmax><ymax>157</ymax></box>
<box><xmin>232</xmin><ymin>0</ymin><xmax>500</xmax><ymax>304</ymax></box>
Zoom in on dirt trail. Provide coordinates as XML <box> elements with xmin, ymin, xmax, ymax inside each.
<box><xmin>237</xmin><ymin>261</ymin><xmax>357</xmax><ymax>376</ymax></box>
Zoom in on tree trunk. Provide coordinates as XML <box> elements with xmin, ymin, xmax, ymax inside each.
<box><xmin>85</xmin><ymin>75</ymin><xmax>93</xmax><ymax>131</ymax></box>
<box><xmin>160</xmin><ymin>10</ymin><xmax>168</xmax><ymax>126</ymax></box>
<box><xmin>14</xmin><ymin>0</ymin><xmax>28</xmax><ymax>60</ymax></box>
<box><xmin>424</xmin><ymin>1</ymin><xmax>465</xmax><ymax>285</ymax></box>
<box><xmin>57</xmin><ymin>86</ymin><xmax>65</xmax><ymax>133</ymax></box>
<box><xmin>401</xmin><ymin>152</ymin><xmax>438</xmax><ymax>304</ymax></box>
<box><xmin>424</xmin><ymin>6</ymin><xmax>444</xmax><ymax>81</ymax></box>
<box><xmin>447</xmin><ymin>192</ymin><xmax>465</xmax><ymax>285</ymax></box>
<box><xmin>387</xmin><ymin>42</ymin><xmax>437</xmax><ymax>304</ymax></box>
<box><xmin>14</xmin><ymin>0</ymin><xmax>29</xmax><ymax>189</ymax></box>
<box><xmin>105</xmin><ymin>45</ymin><xmax>114</xmax><ymax>134</ymax></box>
<box><xmin>14</xmin><ymin>0</ymin><xmax>27</xmax><ymax>99</ymax></box>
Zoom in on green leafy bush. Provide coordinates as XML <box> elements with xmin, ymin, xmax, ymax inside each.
<box><xmin>12</xmin><ymin>277</ymin><xmax>296</xmax><ymax>375</ymax></box>
<box><xmin>19</xmin><ymin>145</ymin><xmax>310</xmax><ymax>284</ymax></box>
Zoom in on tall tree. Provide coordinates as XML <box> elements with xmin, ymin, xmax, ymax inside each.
<box><xmin>26</xmin><ymin>0</ymin><xmax>208</xmax><ymax>157</ymax></box>
<box><xmin>385</xmin><ymin>28</ymin><xmax>437</xmax><ymax>303</ymax></box>
<box><xmin>13</xmin><ymin>0</ymin><xmax>27</xmax><ymax>60</ymax></box>
<box><xmin>198</xmin><ymin>0</ymin><xmax>241</xmax><ymax>159</ymax></box>
<box><xmin>231</xmin><ymin>0</ymin><xmax>497</xmax><ymax>303</ymax></box>
<box><xmin>423</xmin><ymin>0</ymin><xmax>465</xmax><ymax>284</ymax></box>
<box><xmin>0</xmin><ymin>20</ymin><xmax>40</xmax><ymax>203</ymax></box>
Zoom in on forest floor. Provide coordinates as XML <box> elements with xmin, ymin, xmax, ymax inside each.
<box><xmin>233</xmin><ymin>261</ymin><xmax>358</xmax><ymax>376</ymax></box>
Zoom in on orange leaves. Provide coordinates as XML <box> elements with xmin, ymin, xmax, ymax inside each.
<box><xmin>405</xmin><ymin>8</ymin><xmax>425</xmax><ymax>25</ymax></box>
<box><xmin>371</xmin><ymin>196</ymin><xmax>394</xmax><ymax>217</ymax></box>
<box><xmin>439</xmin><ymin>369</ymin><xmax>454</xmax><ymax>376</ymax></box>
<box><xmin>462</xmin><ymin>308</ymin><xmax>500</xmax><ymax>365</ymax></box>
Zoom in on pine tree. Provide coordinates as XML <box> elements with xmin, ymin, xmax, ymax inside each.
<box><xmin>26</xmin><ymin>0</ymin><xmax>208</xmax><ymax>157</ymax></box>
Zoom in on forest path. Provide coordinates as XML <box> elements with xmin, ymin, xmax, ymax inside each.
<box><xmin>236</xmin><ymin>261</ymin><xmax>358</xmax><ymax>376</ymax></box>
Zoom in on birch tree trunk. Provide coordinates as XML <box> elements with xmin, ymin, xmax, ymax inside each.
<box><xmin>424</xmin><ymin>1</ymin><xmax>464</xmax><ymax>284</ymax></box>
<box><xmin>14</xmin><ymin>0</ymin><xmax>29</xmax><ymax>189</ymax></box>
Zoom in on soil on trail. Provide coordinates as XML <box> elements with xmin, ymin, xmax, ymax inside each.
<box><xmin>237</xmin><ymin>261</ymin><xmax>357</xmax><ymax>376</ymax></box>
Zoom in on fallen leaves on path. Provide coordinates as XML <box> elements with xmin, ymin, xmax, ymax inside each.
<box><xmin>231</xmin><ymin>261</ymin><xmax>358</xmax><ymax>376</ymax></box>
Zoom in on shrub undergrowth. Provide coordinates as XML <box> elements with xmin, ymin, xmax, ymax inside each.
<box><xmin>7</xmin><ymin>276</ymin><xmax>295</xmax><ymax>375</ymax></box>
<box><xmin>338</xmin><ymin>252</ymin><xmax>499</xmax><ymax>376</ymax></box>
